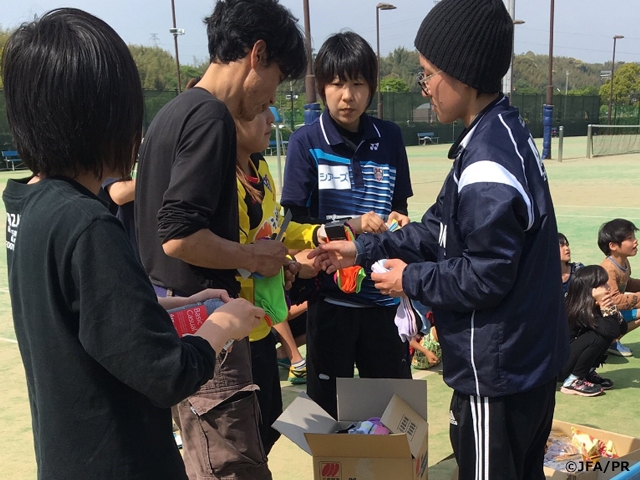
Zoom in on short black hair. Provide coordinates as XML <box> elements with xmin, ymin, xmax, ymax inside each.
<box><xmin>597</xmin><ymin>218</ymin><xmax>638</xmax><ymax>255</ymax></box>
<box><xmin>204</xmin><ymin>0</ymin><xmax>306</xmax><ymax>81</ymax></box>
<box><xmin>558</xmin><ymin>232</ymin><xmax>568</xmax><ymax>246</ymax></box>
<box><xmin>314</xmin><ymin>32</ymin><xmax>378</xmax><ymax>108</ymax></box>
<box><xmin>2</xmin><ymin>8</ymin><xmax>143</xmax><ymax>179</ymax></box>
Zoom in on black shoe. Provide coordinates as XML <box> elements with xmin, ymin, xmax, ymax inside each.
<box><xmin>585</xmin><ymin>371</ymin><xmax>614</xmax><ymax>390</ymax></box>
<box><xmin>560</xmin><ymin>378</ymin><xmax>603</xmax><ymax>397</ymax></box>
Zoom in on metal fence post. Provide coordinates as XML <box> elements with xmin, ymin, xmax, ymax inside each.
<box><xmin>558</xmin><ymin>126</ymin><xmax>563</xmax><ymax>162</ymax></box>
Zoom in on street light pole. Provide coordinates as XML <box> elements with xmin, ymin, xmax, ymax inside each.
<box><xmin>289</xmin><ymin>81</ymin><xmax>295</xmax><ymax>130</ymax></box>
<box><xmin>608</xmin><ymin>35</ymin><xmax>624</xmax><ymax>126</ymax></box>
<box><xmin>545</xmin><ymin>0</ymin><xmax>554</xmax><ymax>108</ymax></box>
<box><xmin>170</xmin><ymin>0</ymin><xmax>182</xmax><ymax>93</ymax></box>
<box><xmin>302</xmin><ymin>0</ymin><xmax>316</xmax><ymax>105</ymax></box>
<box><xmin>503</xmin><ymin>0</ymin><xmax>524</xmax><ymax>103</ymax></box>
<box><xmin>563</xmin><ymin>70</ymin><xmax>569</xmax><ymax>119</ymax></box>
<box><xmin>507</xmin><ymin>19</ymin><xmax>525</xmax><ymax>102</ymax></box>
<box><xmin>376</xmin><ymin>3</ymin><xmax>396</xmax><ymax>120</ymax></box>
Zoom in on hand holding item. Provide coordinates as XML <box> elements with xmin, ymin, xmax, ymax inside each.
<box><xmin>308</xmin><ymin>241</ymin><xmax>357</xmax><ymax>275</ymax></box>
<box><xmin>283</xmin><ymin>257</ymin><xmax>300</xmax><ymax>291</ymax></box>
<box><xmin>388</xmin><ymin>211</ymin><xmax>410</xmax><ymax>228</ymax></box>
<box><xmin>250</xmin><ymin>239</ymin><xmax>289</xmax><ymax>277</ymax></box>
<box><xmin>187</xmin><ymin>288</ymin><xmax>231</xmax><ymax>304</ymax></box>
<box><xmin>371</xmin><ymin>258</ymin><xmax>407</xmax><ymax>297</ymax></box>
<box><xmin>349</xmin><ymin>211</ymin><xmax>388</xmax><ymax>234</ymax></box>
<box><xmin>210</xmin><ymin>298</ymin><xmax>264</xmax><ymax>340</ymax></box>
<box><xmin>295</xmin><ymin>249</ymin><xmax>321</xmax><ymax>279</ymax></box>
<box><xmin>168</xmin><ymin>297</ymin><xmax>263</xmax><ymax>354</ymax></box>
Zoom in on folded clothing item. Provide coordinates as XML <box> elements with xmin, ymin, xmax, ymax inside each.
<box><xmin>348</xmin><ymin>417</ymin><xmax>390</xmax><ymax>435</ymax></box>
<box><xmin>372</xmin><ymin>259</ymin><xmax>419</xmax><ymax>342</ymax></box>
<box><xmin>334</xmin><ymin>265</ymin><xmax>366</xmax><ymax>294</ymax></box>
<box><xmin>254</xmin><ymin>267</ymin><xmax>288</xmax><ymax>326</ymax></box>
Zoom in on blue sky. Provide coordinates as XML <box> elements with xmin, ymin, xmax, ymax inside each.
<box><xmin>2</xmin><ymin>0</ymin><xmax>638</xmax><ymax>66</ymax></box>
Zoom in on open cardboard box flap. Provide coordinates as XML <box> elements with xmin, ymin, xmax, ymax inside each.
<box><xmin>272</xmin><ymin>392</ymin><xmax>339</xmax><ymax>455</ymax></box>
<box><xmin>336</xmin><ymin>377</ymin><xmax>427</xmax><ymax>422</ymax></box>
<box><xmin>273</xmin><ymin>378</ymin><xmax>428</xmax><ymax>457</ymax></box>
<box><xmin>381</xmin><ymin>393</ymin><xmax>430</xmax><ymax>459</ymax></box>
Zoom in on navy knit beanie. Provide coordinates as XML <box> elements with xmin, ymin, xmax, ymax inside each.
<box><xmin>414</xmin><ymin>0</ymin><xmax>514</xmax><ymax>94</ymax></box>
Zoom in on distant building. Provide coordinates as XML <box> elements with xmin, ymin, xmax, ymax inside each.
<box><xmin>413</xmin><ymin>102</ymin><xmax>434</xmax><ymax>123</ymax></box>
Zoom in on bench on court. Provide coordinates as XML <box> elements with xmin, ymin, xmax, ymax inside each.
<box><xmin>417</xmin><ymin>132</ymin><xmax>439</xmax><ymax>145</ymax></box>
<box><xmin>1</xmin><ymin>150</ymin><xmax>23</xmax><ymax>171</ymax></box>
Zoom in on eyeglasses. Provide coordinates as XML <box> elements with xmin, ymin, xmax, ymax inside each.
<box><xmin>417</xmin><ymin>70</ymin><xmax>442</xmax><ymax>94</ymax></box>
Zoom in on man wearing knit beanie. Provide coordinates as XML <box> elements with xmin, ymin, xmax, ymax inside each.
<box><xmin>310</xmin><ymin>0</ymin><xmax>569</xmax><ymax>479</ymax></box>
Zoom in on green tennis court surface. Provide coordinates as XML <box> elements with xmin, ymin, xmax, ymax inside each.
<box><xmin>2</xmin><ymin>135</ymin><xmax>640</xmax><ymax>479</ymax></box>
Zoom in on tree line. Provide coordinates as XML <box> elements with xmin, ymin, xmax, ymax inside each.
<box><xmin>0</xmin><ymin>25</ymin><xmax>637</xmax><ymax>107</ymax></box>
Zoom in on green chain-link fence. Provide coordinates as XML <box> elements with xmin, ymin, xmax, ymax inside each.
<box><xmin>0</xmin><ymin>90</ymin><xmax>608</xmax><ymax>151</ymax></box>
<box><xmin>375</xmin><ymin>92</ymin><xmax>602</xmax><ymax>146</ymax></box>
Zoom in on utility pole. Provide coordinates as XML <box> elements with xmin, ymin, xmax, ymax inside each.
<box><xmin>170</xmin><ymin>0</ymin><xmax>184</xmax><ymax>93</ymax></box>
<box><xmin>302</xmin><ymin>0</ymin><xmax>316</xmax><ymax>105</ymax></box>
<box><xmin>289</xmin><ymin>81</ymin><xmax>295</xmax><ymax>130</ymax></box>
<box><xmin>608</xmin><ymin>35</ymin><xmax>624</xmax><ymax>125</ymax></box>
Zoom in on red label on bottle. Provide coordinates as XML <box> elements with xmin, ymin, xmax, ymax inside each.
<box><xmin>168</xmin><ymin>304</ymin><xmax>208</xmax><ymax>337</ymax></box>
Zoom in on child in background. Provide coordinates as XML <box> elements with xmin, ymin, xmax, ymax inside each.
<box><xmin>411</xmin><ymin>327</ymin><xmax>442</xmax><ymax>370</ymax></box>
<box><xmin>598</xmin><ymin>219</ymin><xmax>640</xmax><ymax>356</ymax></box>
<box><xmin>235</xmin><ymin>108</ymin><xmax>320</xmax><ymax>453</ymax></box>
<box><xmin>559</xmin><ymin>232</ymin><xmax>583</xmax><ymax>296</ymax></box>
<box><xmin>410</xmin><ymin>305</ymin><xmax>442</xmax><ymax>370</ymax></box>
<box><xmin>275</xmin><ymin>303</ymin><xmax>309</xmax><ymax>384</ymax></box>
<box><xmin>559</xmin><ymin>266</ymin><xmax>627</xmax><ymax>396</ymax></box>
<box><xmin>1</xmin><ymin>9</ymin><xmax>262</xmax><ymax>478</ymax></box>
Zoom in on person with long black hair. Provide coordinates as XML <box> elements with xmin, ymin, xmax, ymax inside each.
<box><xmin>559</xmin><ymin>265</ymin><xmax>628</xmax><ymax>396</ymax></box>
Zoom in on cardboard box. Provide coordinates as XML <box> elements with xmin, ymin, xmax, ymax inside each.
<box><xmin>451</xmin><ymin>419</ymin><xmax>640</xmax><ymax>480</ymax></box>
<box><xmin>274</xmin><ymin>377</ymin><xmax>429</xmax><ymax>480</ymax></box>
<box><xmin>545</xmin><ymin>420</ymin><xmax>640</xmax><ymax>480</ymax></box>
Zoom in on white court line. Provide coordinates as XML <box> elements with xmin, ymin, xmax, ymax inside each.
<box><xmin>1</xmin><ymin>337</ymin><xmax>18</xmax><ymax>344</ymax></box>
<box><xmin>410</xmin><ymin>202</ymin><xmax>640</xmax><ymax>210</ymax></box>
<box><xmin>557</xmin><ymin>204</ymin><xmax>640</xmax><ymax>210</ymax></box>
<box><xmin>556</xmin><ymin>214</ymin><xmax>628</xmax><ymax>219</ymax></box>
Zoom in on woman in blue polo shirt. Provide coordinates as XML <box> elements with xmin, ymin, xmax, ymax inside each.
<box><xmin>281</xmin><ymin>31</ymin><xmax>413</xmax><ymax>419</ymax></box>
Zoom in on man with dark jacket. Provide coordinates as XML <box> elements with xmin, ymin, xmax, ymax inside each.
<box><xmin>310</xmin><ymin>1</ymin><xmax>568</xmax><ymax>478</ymax></box>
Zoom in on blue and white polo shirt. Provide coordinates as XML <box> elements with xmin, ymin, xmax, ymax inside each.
<box><xmin>281</xmin><ymin>108</ymin><xmax>412</xmax><ymax>306</ymax></box>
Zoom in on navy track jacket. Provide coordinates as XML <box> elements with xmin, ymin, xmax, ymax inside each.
<box><xmin>358</xmin><ymin>96</ymin><xmax>569</xmax><ymax>397</ymax></box>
